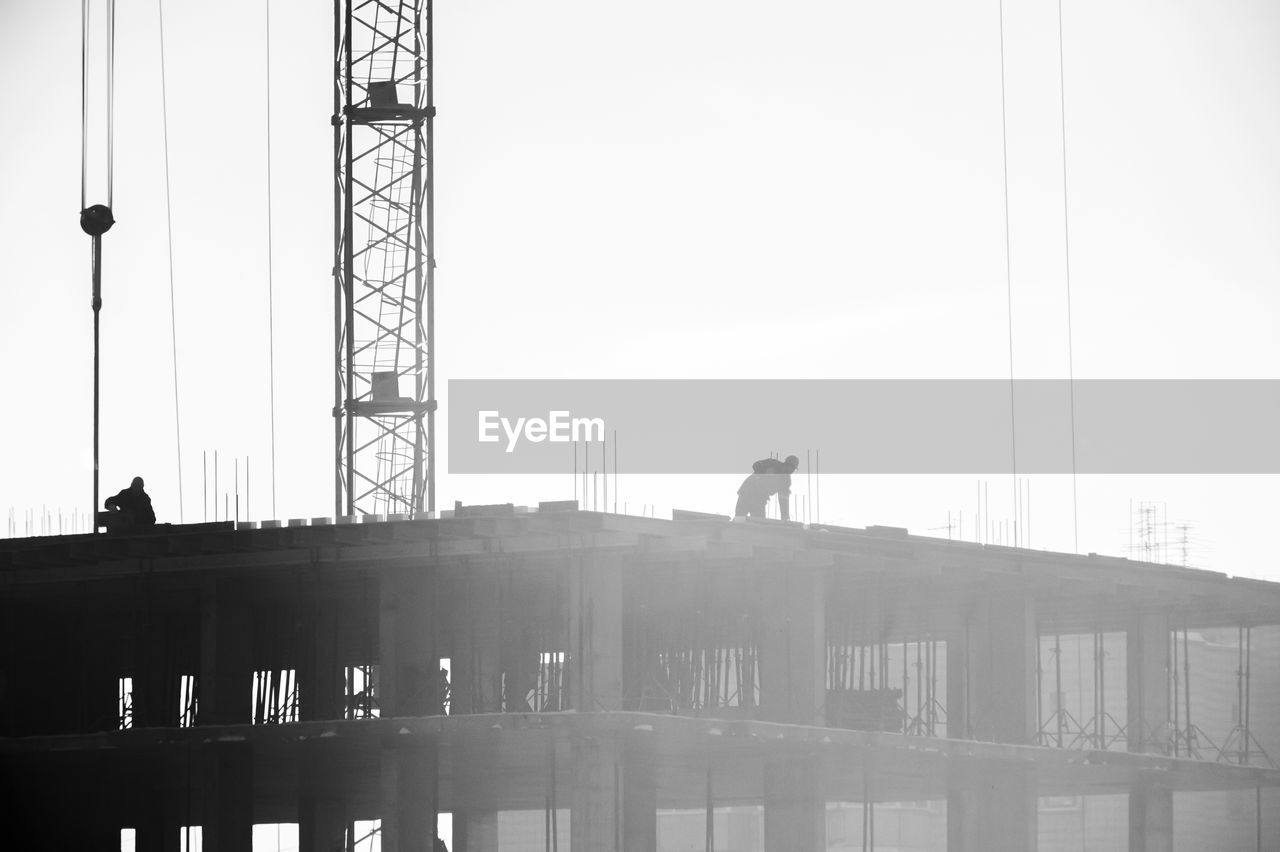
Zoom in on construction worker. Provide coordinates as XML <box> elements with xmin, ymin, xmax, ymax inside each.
<box><xmin>734</xmin><ymin>455</ymin><xmax>799</xmax><ymax>521</ymax></box>
<box><xmin>102</xmin><ymin>476</ymin><xmax>156</xmax><ymax>533</ymax></box>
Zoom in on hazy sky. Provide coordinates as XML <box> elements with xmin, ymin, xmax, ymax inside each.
<box><xmin>1</xmin><ymin>0</ymin><xmax>1278</xmax><ymax>578</ymax></box>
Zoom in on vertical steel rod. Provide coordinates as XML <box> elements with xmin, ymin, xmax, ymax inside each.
<box><xmin>424</xmin><ymin>0</ymin><xmax>436</xmax><ymax>514</ymax></box>
<box><xmin>92</xmin><ymin>234</ymin><xmax>102</xmax><ymax>532</ymax></box>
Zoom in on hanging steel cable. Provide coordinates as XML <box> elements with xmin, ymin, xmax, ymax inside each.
<box><xmin>996</xmin><ymin>0</ymin><xmax>1019</xmax><ymax>547</ymax></box>
<box><xmin>80</xmin><ymin>0</ymin><xmax>117</xmax><ymax>532</ymax></box>
<box><xmin>266</xmin><ymin>0</ymin><xmax>279</xmax><ymax>520</ymax></box>
<box><xmin>1056</xmin><ymin>0</ymin><xmax>1081</xmax><ymax>552</ymax></box>
<box><xmin>157</xmin><ymin>0</ymin><xmax>184</xmax><ymax>523</ymax></box>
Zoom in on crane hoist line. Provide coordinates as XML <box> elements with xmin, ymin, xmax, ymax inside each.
<box><xmin>80</xmin><ymin>0</ymin><xmax>117</xmax><ymax>533</ymax></box>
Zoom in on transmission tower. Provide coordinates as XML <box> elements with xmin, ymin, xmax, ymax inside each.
<box><xmin>333</xmin><ymin>0</ymin><xmax>436</xmax><ymax>517</ymax></box>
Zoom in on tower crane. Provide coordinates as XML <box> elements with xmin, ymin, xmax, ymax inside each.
<box><xmin>78</xmin><ymin>0</ymin><xmax>437</xmax><ymax>524</ymax></box>
<box><xmin>333</xmin><ymin>0</ymin><xmax>437</xmax><ymax>517</ymax></box>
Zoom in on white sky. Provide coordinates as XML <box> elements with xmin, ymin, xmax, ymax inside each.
<box><xmin>1</xmin><ymin>0</ymin><xmax>1278</xmax><ymax>578</ymax></box>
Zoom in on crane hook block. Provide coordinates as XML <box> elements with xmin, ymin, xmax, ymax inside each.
<box><xmin>80</xmin><ymin>204</ymin><xmax>115</xmax><ymax>237</ymax></box>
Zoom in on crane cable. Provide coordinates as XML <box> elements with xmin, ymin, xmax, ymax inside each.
<box><xmin>82</xmin><ymin>0</ymin><xmax>115</xmax><ymax>532</ymax></box>
<box><xmin>1057</xmin><ymin>0</ymin><xmax>1081</xmax><ymax>552</ymax></box>
<box><xmin>78</xmin><ymin>0</ymin><xmax>116</xmax><ymax>206</ymax></box>
<box><xmin>997</xmin><ymin>0</ymin><xmax>1019</xmax><ymax>547</ymax></box>
<box><xmin>79</xmin><ymin>3</ymin><xmax>87</xmax><ymax>211</ymax></box>
<box><xmin>106</xmin><ymin>0</ymin><xmax>113</xmax><ymax>208</ymax></box>
<box><xmin>157</xmin><ymin>0</ymin><xmax>184</xmax><ymax>523</ymax></box>
<box><xmin>266</xmin><ymin>0</ymin><xmax>279</xmax><ymax>520</ymax></box>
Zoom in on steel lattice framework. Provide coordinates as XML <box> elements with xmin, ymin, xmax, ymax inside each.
<box><xmin>334</xmin><ymin>0</ymin><xmax>435</xmax><ymax>517</ymax></box>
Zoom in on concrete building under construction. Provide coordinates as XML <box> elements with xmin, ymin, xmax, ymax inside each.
<box><xmin>2</xmin><ymin>505</ymin><xmax>1278</xmax><ymax>851</ymax></box>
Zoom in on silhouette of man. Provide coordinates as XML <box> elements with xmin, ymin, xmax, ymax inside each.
<box><xmin>103</xmin><ymin>476</ymin><xmax>156</xmax><ymax>533</ymax></box>
<box><xmin>734</xmin><ymin>455</ymin><xmax>799</xmax><ymax>520</ymax></box>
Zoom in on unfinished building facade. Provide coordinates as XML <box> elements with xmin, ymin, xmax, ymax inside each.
<box><xmin>2</xmin><ymin>506</ymin><xmax>1277</xmax><ymax>851</ymax></box>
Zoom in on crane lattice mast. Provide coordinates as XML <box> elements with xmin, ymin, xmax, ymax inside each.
<box><xmin>333</xmin><ymin>0</ymin><xmax>436</xmax><ymax>517</ymax></box>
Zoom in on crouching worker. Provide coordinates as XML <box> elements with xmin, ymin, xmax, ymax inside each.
<box><xmin>734</xmin><ymin>454</ymin><xmax>799</xmax><ymax>521</ymax></box>
<box><xmin>102</xmin><ymin>476</ymin><xmax>156</xmax><ymax>533</ymax></box>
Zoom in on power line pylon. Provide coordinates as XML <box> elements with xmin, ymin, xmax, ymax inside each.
<box><xmin>333</xmin><ymin>0</ymin><xmax>436</xmax><ymax>517</ymax></box>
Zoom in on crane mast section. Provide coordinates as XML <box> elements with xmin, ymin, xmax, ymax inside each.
<box><xmin>334</xmin><ymin>0</ymin><xmax>436</xmax><ymax>518</ymax></box>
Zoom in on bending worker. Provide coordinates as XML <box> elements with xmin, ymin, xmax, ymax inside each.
<box><xmin>103</xmin><ymin>476</ymin><xmax>156</xmax><ymax>533</ymax></box>
<box><xmin>734</xmin><ymin>454</ymin><xmax>799</xmax><ymax>521</ymax></box>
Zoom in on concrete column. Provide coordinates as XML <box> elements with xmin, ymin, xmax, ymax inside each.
<box><xmin>379</xmin><ymin>567</ymin><xmax>440</xmax><ymax>718</ymax></box>
<box><xmin>1127</xmin><ymin>609</ymin><xmax>1171</xmax><ymax>754</ymax></box>
<box><xmin>299</xmin><ymin>740</ymin><xmax>347</xmax><ymax>852</ymax></box>
<box><xmin>76</xmin><ymin>820</ymin><xmax>122</xmax><ymax>851</ymax></box>
<box><xmin>299</xmin><ymin>796</ymin><xmax>347</xmax><ymax>852</ymax></box>
<box><xmin>1129</xmin><ymin>782</ymin><xmax>1173</xmax><ymax>852</ymax></box>
<box><xmin>569</xmin><ymin>554</ymin><xmax>624</xmax><ymax>711</ymax></box>
<box><xmin>568</xmin><ymin>735</ymin><xmax>657</xmax><ymax>852</ymax></box>
<box><xmin>757</xmin><ymin>566</ymin><xmax>826</xmax><ymax>726</ymax></box>
<box><xmin>199</xmin><ymin>578</ymin><xmax>253</xmax><ymax>726</ymax></box>
<box><xmin>134</xmin><ymin>814</ymin><xmax>171</xmax><ymax>852</ymax></box>
<box><xmin>202</xmin><ymin>741</ymin><xmax>253</xmax><ymax>852</ymax></box>
<box><xmin>133</xmin><ymin>781</ymin><xmax>180</xmax><ymax>852</ymax></box>
<box><xmin>454</xmin><ymin>734</ymin><xmax>502</xmax><ymax>852</ymax></box>
<box><xmin>762</xmin><ymin>755</ymin><xmax>825</xmax><ymax>852</ymax></box>
<box><xmin>450</xmin><ymin>573</ymin><xmax>501</xmax><ymax>715</ymax></box>
<box><xmin>1127</xmin><ymin>610</ymin><xmax>1172</xmax><ymax>852</ymax></box>
<box><xmin>621</xmin><ymin>756</ymin><xmax>657</xmax><ymax>852</ymax></box>
<box><xmin>570</xmin><ymin>735</ymin><xmax>617</xmax><ymax>851</ymax></box>
<box><xmin>946</xmin><ymin>761</ymin><xmax>1037</xmax><ymax>852</ymax></box>
<box><xmin>64</xmin><ymin>787</ymin><xmax>121</xmax><ymax>851</ymax></box>
<box><xmin>83</xmin><ymin>618</ymin><xmax>121</xmax><ymax>733</ymax></box>
<box><xmin>452</xmin><ymin>810</ymin><xmax>499</xmax><ymax>852</ymax></box>
<box><xmin>134</xmin><ymin>616</ymin><xmax>180</xmax><ymax>729</ymax></box>
<box><xmin>947</xmin><ymin>592</ymin><xmax>1039</xmax><ymax>852</ymax></box>
<box><xmin>966</xmin><ymin>591</ymin><xmax>1037</xmax><ymax>744</ymax></box>
<box><xmin>726</xmin><ymin>807</ymin><xmax>762</xmax><ymax>851</ymax></box>
<box><xmin>300</xmin><ymin>582</ymin><xmax>343</xmax><ymax>722</ymax></box>
<box><xmin>946</xmin><ymin>621</ymin><xmax>970</xmax><ymax>740</ymax></box>
<box><xmin>380</xmin><ymin>743</ymin><xmax>439</xmax><ymax>852</ymax></box>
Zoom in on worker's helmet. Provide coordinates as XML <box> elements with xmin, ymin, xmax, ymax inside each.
<box><xmin>784</xmin><ymin>455</ymin><xmax>800</xmax><ymax>469</ymax></box>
